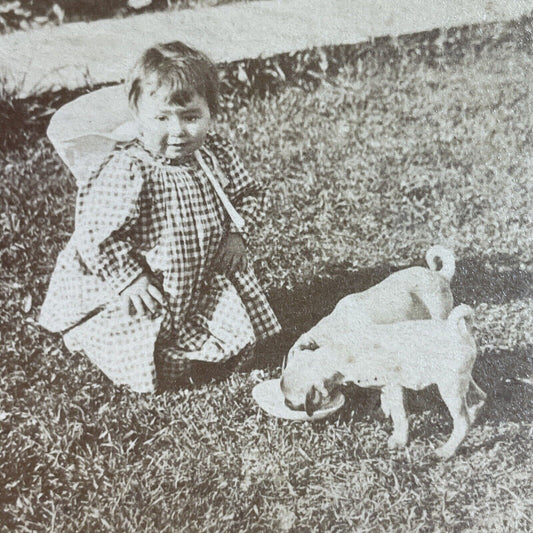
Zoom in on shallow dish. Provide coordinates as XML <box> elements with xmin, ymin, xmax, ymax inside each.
<box><xmin>252</xmin><ymin>378</ymin><xmax>345</xmax><ymax>421</ymax></box>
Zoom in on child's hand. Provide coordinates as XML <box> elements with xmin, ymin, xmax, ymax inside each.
<box><xmin>120</xmin><ymin>273</ymin><xmax>166</xmax><ymax>317</ymax></box>
<box><xmin>214</xmin><ymin>233</ymin><xmax>247</xmax><ymax>275</ymax></box>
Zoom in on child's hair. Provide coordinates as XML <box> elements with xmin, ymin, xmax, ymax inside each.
<box><xmin>127</xmin><ymin>41</ymin><xmax>219</xmax><ymax>116</ymax></box>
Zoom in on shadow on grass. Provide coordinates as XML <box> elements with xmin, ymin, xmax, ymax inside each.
<box><xmin>400</xmin><ymin>343</ymin><xmax>533</xmax><ymax>425</ymax></box>
<box><xmin>251</xmin><ymin>257</ymin><xmax>532</xmax><ymax>425</ymax></box>
<box><xmin>453</xmin><ymin>256</ymin><xmax>533</xmax><ymax>306</ymax></box>
<box><xmin>474</xmin><ymin>346</ymin><xmax>533</xmax><ymax>423</ymax></box>
<box><xmin>260</xmin><ymin>257</ymin><xmax>532</xmax><ymax>364</ymax></box>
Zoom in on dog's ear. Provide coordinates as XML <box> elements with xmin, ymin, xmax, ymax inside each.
<box><xmin>305</xmin><ymin>384</ymin><xmax>323</xmax><ymax>416</ymax></box>
<box><xmin>324</xmin><ymin>371</ymin><xmax>344</xmax><ymax>394</ymax></box>
<box><xmin>300</xmin><ymin>338</ymin><xmax>319</xmax><ymax>351</ymax></box>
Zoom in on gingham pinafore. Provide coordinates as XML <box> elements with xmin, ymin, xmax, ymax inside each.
<box><xmin>39</xmin><ymin>133</ymin><xmax>281</xmax><ymax>392</ymax></box>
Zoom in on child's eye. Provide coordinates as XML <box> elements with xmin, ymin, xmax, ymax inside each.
<box><xmin>184</xmin><ymin>115</ymin><xmax>200</xmax><ymax>122</ymax></box>
<box><xmin>156</xmin><ymin>116</ymin><xmax>168</xmax><ymax>122</ymax></box>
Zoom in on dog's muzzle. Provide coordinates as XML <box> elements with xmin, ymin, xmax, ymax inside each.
<box><xmin>284</xmin><ymin>398</ymin><xmax>304</xmax><ymax>411</ymax></box>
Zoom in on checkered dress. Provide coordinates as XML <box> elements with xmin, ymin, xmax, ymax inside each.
<box><xmin>39</xmin><ymin>133</ymin><xmax>281</xmax><ymax>392</ymax></box>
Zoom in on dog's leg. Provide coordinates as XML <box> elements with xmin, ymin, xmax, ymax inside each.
<box><xmin>380</xmin><ymin>389</ymin><xmax>392</xmax><ymax>418</ymax></box>
<box><xmin>469</xmin><ymin>378</ymin><xmax>487</xmax><ymax>402</ymax></box>
<box><xmin>467</xmin><ymin>378</ymin><xmax>486</xmax><ymax>423</ymax></box>
<box><xmin>417</xmin><ymin>285</ymin><xmax>454</xmax><ymax>321</ymax></box>
<box><xmin>381</xmin><ymin>385</ymin><xmax>409</xmax><ymax>450</ymax></box>
<box><xmin>435</xmin><ymin>379</ymin><xmax>470</xmax><ymax>459</ymax></box>
<box><xmin>467</xmin><ymin>401</ymin><xmax>484</xmax><ymax>426</ymax></box>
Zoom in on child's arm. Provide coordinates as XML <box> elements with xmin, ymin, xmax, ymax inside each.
<box><xmin>119</xmin><ymin>272</ymin><xmax>165</xmax><ymax>316</ymax></box>
<box><xmin>213</xmin><ymin>232</ymin><xmax>247</xmax><ymax>275</ymax></box>
<box><xmin>209</xmin><ymin>135</ymin><xmax>268</xmax><ymax>241</ymax></box>
<box><xmin>74</xmin><ymin>151</ymin><xmax>146</xmax><ymax>295</ymax></box>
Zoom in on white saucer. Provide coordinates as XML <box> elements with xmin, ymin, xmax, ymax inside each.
<box><xmin>252</xmin><ymin>378</ymin><xmax>345</xmax><ymax>421</ymax></box>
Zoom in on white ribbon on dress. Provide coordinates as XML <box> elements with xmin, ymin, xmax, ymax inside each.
<box><xmin>194</xmin><ymin>149</ymin><xmax>246</xmax><ymax>233</ymax></box>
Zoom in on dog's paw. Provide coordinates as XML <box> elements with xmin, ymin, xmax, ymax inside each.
<box><xmin>387</xmin><ymin>433</ymin><xmax>407</xmax><ymax>450</ymax></box>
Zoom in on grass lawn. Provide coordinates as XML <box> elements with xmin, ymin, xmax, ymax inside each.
<box><xmin>1</xmin><ymin>19</ymin><xmax>533</xmax><ymax>533</ymax></box>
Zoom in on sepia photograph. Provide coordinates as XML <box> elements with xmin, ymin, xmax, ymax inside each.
<box><xmin>1</xmin><ymin>0</ymin><xmax>532</xmax><ymax>531</ymax></box>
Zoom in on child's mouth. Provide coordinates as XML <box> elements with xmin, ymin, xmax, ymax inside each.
<box><xmin>167</xmin><ymin>142</ymin><xmax>189</xmax><ymax>153</ymax></box>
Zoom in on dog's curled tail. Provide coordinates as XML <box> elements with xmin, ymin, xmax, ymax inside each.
<box><xmin>425</xmin><ymin>245</ymin><xmax>455</xmax><ymax>281</ymax></box>
<box><xmin>447</xmin><ymin>304</ymin><xmax>474</xmax><ymax>339</ymax></box>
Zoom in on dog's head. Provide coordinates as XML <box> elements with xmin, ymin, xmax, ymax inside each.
<box><xmin>280</xmin><ymin>347</ymin><xmax>344</xmax><ymax>416</ymax></box>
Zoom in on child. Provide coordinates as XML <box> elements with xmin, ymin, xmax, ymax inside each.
<box><xmin>39</xmin><ymin>41</ymin><xmax>281</xmax><ymax>393</ymax></box>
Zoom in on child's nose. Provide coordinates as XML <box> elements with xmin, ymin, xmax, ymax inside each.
<box><xmin>168</xmin><ymin>117</ymin><xmax>184</xmax><ymax>137</ymax></box>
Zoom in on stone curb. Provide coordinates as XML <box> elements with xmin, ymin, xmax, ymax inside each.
<box><xmin>1</xmin><ymin>0</ymin><xmax>532</xmax><ymax>97</ymax></box>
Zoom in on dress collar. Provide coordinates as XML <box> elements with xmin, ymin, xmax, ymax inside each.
<box><xmin>133</xmin><ymin>138</ymin><xmax>196</xmax><ymax>166</ymax></box>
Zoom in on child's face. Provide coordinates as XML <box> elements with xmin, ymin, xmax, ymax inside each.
<box><xmin>135</xmin><ymin>87</ymin><xmax>212</xmax><ymax>159</ymax></box>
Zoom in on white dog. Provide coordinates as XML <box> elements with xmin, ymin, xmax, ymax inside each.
<box><xmin>288</xmin><ymin>245</ymin><xmax>455</xmax><ymax>357</ymax></box>
<box><xmin>281</xmin><ymin>305</ymin><xmax>486</xmax><ymax>459</ymax></box>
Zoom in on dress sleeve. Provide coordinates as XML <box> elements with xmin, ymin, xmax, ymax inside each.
<box><xmin>74</xmin><ymin>149</ymin><xmax>146</xmax><ymax>293</ymax></box>
<box><xmin>209</xmin><ymin>134</ymin><xmax>268</xmax><ymax>239</ymax></box>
